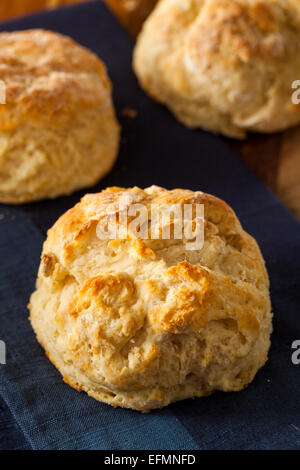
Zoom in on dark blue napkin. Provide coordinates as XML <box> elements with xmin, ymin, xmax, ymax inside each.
<box><xmin>0</xmin><ymin>0</ymin><xmax>299</xmax><ymax>450</ymax></box>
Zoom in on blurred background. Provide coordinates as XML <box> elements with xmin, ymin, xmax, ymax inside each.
<box><xmin>0</xmin><ymin>1</ymin><xmax>158</xmax><ymax>36</ymax></box>
<box><xmin>0</xmin><ymin>0</ymin><xmax>299</xmax><ymax>221</ymax></box>
<box><xmin>0</xmin><ymin>1</ymin><xmax>86</xmax><ymax>21</ymax></box>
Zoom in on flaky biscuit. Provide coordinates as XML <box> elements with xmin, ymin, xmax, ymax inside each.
<box><xmin>29</xmin><ymin>186</ymin><xmax>272</xmax><ymax>411</ymax></box>
<box><xmin>133</xmin><ymin>0</ymin><xmax>300</xmax><ymax>138</ymax></box>
<box><xmin>0</xmin><ymin>29</ymin><xmax>120</xmax><ymax>203</ymax></box>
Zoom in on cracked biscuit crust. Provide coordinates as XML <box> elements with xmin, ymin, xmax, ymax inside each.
<box><xmin>0</xmin><ymin>29</ymin><xmax>120</xmax><ymax>203</ymax></box>
<box><xmin>29</xmin><ymin>186</ymin><xmax>272</xmax><ymax>411</ymax></box>
<box><xmin>133</xmin><ymin>0</ymin><xmax>300</xmax><ymax>138</ymax></box>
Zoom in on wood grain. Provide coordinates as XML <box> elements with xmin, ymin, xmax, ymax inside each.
<box><xmin>0</xmin><ymin>0</ymin><xmax>86</xmax><ymax>21</ymax></box>
<box><xmin>0</xmin><ymin>0</ymin><xmax>299</xmax><ymax>219</ymax></box>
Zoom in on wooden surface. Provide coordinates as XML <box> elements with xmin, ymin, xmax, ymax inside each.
<box><xmin>0</xmin><ymin>0</ymin><xmax>86</xmax><ymax>21</ymax></box>
<box><xmin>228</xmin><ymin>131</ymin><xmax>300</xmax><ymax>220</ymax></box>
<box><xmin>0</xmin><ymin>0</ymin><xmax>299</xmax><ymax>219</ymax></box>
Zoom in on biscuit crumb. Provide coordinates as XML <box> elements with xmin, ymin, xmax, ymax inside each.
<box><xmin>121</xmin><ymin>107</ymin><xmax>138</xmax><ymax>119</ymax></box>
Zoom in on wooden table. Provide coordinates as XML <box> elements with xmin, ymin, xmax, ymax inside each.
<box><xmin>1</xmin><ymin>0</ymin><xmax>299</xmax><ymax>220</ymax></box>
<box><xmin>0</xmin><ymin>1</ymin><xmax>85</xmax><ymax>21</ymax></box>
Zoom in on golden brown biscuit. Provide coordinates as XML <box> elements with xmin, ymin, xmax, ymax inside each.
<box><xmin>133</xmin><ymin>0</ymin><xmax>300</xmax><ymax>138</ymax></box>
<box><xmin>29</xmin><ymin>186</ymin><xmax>272</xmax><ymax>411</ymax></box>
<box><xmin>0</xmin><ymin>29</ymin><xmax>120</xmax><ymax>203</ymax></box>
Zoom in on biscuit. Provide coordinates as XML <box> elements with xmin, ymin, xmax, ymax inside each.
<box><xmin>29</xmin><ymin>186</ymin><xmax>272</xmax><ymax>411</ymax></box>
<box><xmin>0</xmin><ymin>29</ymin><xmax>120</xmax><ymax>203</ymax></box>
<box><xmin>133</xmin><ymin>0</ymin><xmax>300</xmax><ymax>138</ymax></box>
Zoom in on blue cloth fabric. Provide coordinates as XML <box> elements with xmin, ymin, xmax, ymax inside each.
<box><xmin>0</xmin><ymin>0</ymin><xmax>299</xmax><ymax>450</ymax></box>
